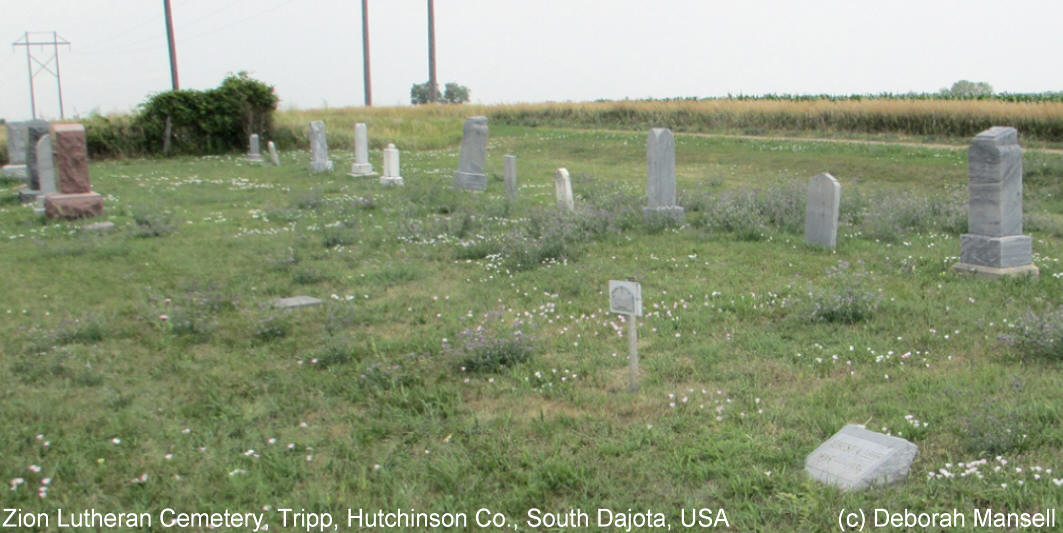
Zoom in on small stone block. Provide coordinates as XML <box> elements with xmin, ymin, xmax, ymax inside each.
<box><xmin>272</xmin><ymin>296</ymin><xmax>323</xmax><ymax>309</ymax></box>
<box><xmin>952</xmin><ymin>262</ymin><xmax>1039</xmax><ymax>279</ymax></box>
<box><xmin>81</xmin><ymin>221</ymin><xmax>116</xmax><ymax>232</ymax></box>
<box><xmin>19</xmin><ymin>187</ymin><xmax>41</xmax><ymax>204</ymax></box>
<box><xmin>805</xmin><ymin>425</ymin><xmax>918</xmax><ymax>491</ymax></box>
<box><xmin>2</xmin><ymin>164</ymin><xmax>28</xmax><ymax>180</ymax></box>
<box><xmin>642</xmin><ymin>206</ymin><xmax>685</xmax><ymax>224</ymax></box>
<box><xmin>44</xmin><ymin>192</ymin><xmax>104</xmax><ymax>220</ymax></box>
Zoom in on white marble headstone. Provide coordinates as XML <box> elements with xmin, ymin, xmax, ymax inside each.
<box><xmin>555</xmin><ymin>168</ymin><xmax>574</xmax><ymax>212</ymax></box>
<box><xmin>804</xmin><ymin>172</ymin><xmax>841</xmax><ymax>248</ymax></box>
<box><xmin>308</xmin><ymin>121</ymin><xmax>333</xmax><ymax>172</ymax></box>
<box><xmin>805</xmin><ymin>425</ymin><xmax>917</xmax><ymax>491</ymax></box>
<box><xmin>503</xmin><ymin>154</ymin><xmax>517</xmax><ymax>200</ymax></box>
<box><xmin>350</xmin><ymin>122</ymin><xmax>374</xmax><ymax>176</ymax></box>
<box><xmin>247</xmin><ymin>134</ymin><xmax>263</xmax><ymax>162</ymax></box>
<box><xmin>380</xmin><ymin>143</ymin><xmax>403</xmax><ymax>186</ymax></box>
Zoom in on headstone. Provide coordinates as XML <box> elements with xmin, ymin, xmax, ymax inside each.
<box><xmin>19</xmin><ymin>120</ymin><xmax>50</xmax><ymax>203</ymax></box>
<box><xmin>267</xmin><ymin>141</ymin><xmax>280</xmax><ymax>166</ymax></box>
<box><xmin>805</xmin><ymin>425</ymin><xmax>918</xmax><ymax>491</ymax></box>
<box><xmin>82</xmin><ymin>221</ymin><xmax>116</xmax><ymax>233</ymax></box>
<box><xmin>379</xmin><ymin>143</ymin><xmax>404</xmax><ymax>186</ymax></box>
<box><xmin>804</xmin><ymin>172</ymin><xmax>841</xmax><ymax>248</ymax></box>
<box><xmin>503</xmin><ymin>154</ymin><xmax>517</xmax><ymax>200</ymax></box>
<box><xmin>609</xmin><ymin>280</ymin><xmax>643</xmax><ymax>393</ymax></box>
<box><xmin>2</xmin><ymin>121</ymin><xmax>29</xmax><ymax>179</ymax></box>
<box><xmin>349</xmin><ymin>122</ymin><xmax>374</xmax><ymax>176</ymax></box>
<box><xmin>453</xmin><ymin>116</ymin><xmax>488</xmax><ymax>190</ymax></box>
<box><xmin>42</xmin><ymin>124</ymin><xmax>103</xmax><ymax>220</ymax></box>
<box><xmin>272</xmin><ymin>296</ymin><xmax>322</xmax><ymax>309</ymax></box>
<box><xmin>643</xmin><ymin>128</ymin><xmax>684</xmax><ymax>222</ymax></box>
<box><xmin>308</xmin><ymin>121</ymin><xmax>333</xmax><ymax>172</ymax></box>
<box><xmin>247</xmin><ymin>134</ymin><xmax>263</xmax><ymax>162</ymax></box>
<box><xmin>953</xmin><ymin>127</ymin><xmax>1038</xmax><ymax>278</ymax></box>
<box><xmin>34</xmin><ymin>135</ymin><xmax>56</xmax><ymax>215</ymax></box>
<box><xmin>554</xmin><ymin>168</ymin><xmax>574</xmax><ymax>212</ymax></box>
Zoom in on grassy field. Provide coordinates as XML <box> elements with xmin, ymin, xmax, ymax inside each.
<box><xmin>2</xmin><ymin>119</ymin><xmax>1063</xmax><ymax>532</ymax></box>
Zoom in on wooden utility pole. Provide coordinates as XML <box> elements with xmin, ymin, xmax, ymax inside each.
<box><xmin>362</xmin><ymin>0</ymin><xmax>372</xmax><ymax>106</ymax></box>
<box><xmin>427</xmin><ymin>0</ymin><xmax>437</xmax><ymax>101</ymax></box>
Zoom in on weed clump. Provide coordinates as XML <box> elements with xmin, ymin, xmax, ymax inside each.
<box><xmin>808</xmin><ymin>260</ymin><xmax>881</xmax><ymax>323</ymax></box>
<box><xmin>444</xmin><ymin>309</ymin><xmax>536</xmax><ymax>373</ymax></box>
<box><xmin>999</xmin><ymin>305</ymin><xmax>1063</xmax><ymax>359</ymax></box>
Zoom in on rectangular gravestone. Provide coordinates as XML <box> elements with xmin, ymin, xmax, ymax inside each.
<box><xmin>272</xmin><ymin>296</ymin><xmax>322</xmax><ymax>309</ymax></box>
<box><xmin>34</xmin><ymin>135</ymin><xmax>56</xmax><ymax>215</ymax></box>
<box><xmin>349</xmin><ymin>123</ymin><xmax>374</xmax><ymax>176</ymax></box>
<box><xmin>643</xmin><ymin>128</ymin><xmax>684</xmax><ymax>222</ymax></box>
<box><xmin>805</xmin><ymin>425</ymin><xmax>917</xmax><ymax>491</ymax></box>
<box><xmin>267</xmin><ymin>141</ymin><xmax>280</xmax><ymax>166</ymax></box>
<box><xmin>247</xmin><ymin>134</ymin><xmax>263</xmax><ymax>162</ymax></box>
<box><xmin>953</xmin><ymin>127</ymin><xmax>1037</xmax><ymax>277</ymax></box>
<box><xmin>380</xmin><ymin>143</ymin><xmax>403</xmax><ymax>186</ymax></box>
<box><xmin>608</xmin><ymin>280</ymin><xmax>643</xmax><ymax>317</ymax></box>
<box><xmin>555</xmin><ymin>168</ymin><xmax>574</xmax><ymax>212</ymax></box>
<box><xmin>503</xmin><ymin>154</ymin><xmax>517</xmax><ymax>200</ymax></box>
<box><xmin>308</xmin><ymin>121</ymin><xmax>333</xmax><ymax>172</ymax></box>
<box><xmin>453</xmin><ymin>116</ymin><xmax>488</xmax><ymax>190</ymax></box>
<box><xmin>44</xmin><ymin>124</ymin><xmax>103</xmax><ymax>219</ymax></box>
<box><xmin>2</xmin><ymin>121</ymin><xmax>29</xmax><ymax>179</ymax></box>
<box><xmin>804</xmin><ymin>172</ymin><xmax>841</xmax><ymax>248</ymax></box>
<box><xmin>19</xmin><ymin>120</ymin><xmax>50</xmax><ymax>203</ymax></box>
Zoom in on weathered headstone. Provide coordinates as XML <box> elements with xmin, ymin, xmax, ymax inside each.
<box><xmin>43</xmin><ymin>124</ymin><xmax>103</xmax><ymax>219</ymax></box>
<box><xmin>272</xmin><ymin>296</ymin><xmax>322</xmax><ymax>309</ymax></box>
<box><xmin>308</xmin><ymin>121</ymin><xmax>333</xmax><ymax>172</ymax></box>
<box><xmin>555</xmin><ymin>168</ymin><xmax>574</xmax><ymax>212</ymax></box>
<box><xmin>503</xmin><ymin>154</ymin><xmax>517</xmax><ymax>200</ymax></box>
<box><xmin>643</xmin><ymin>128</ymin><xmax>684</xmax><ymax>222</ymax></box>
<box><xmin>2</xmin><ymin>121</ymin><xmax>29</xmax><ymax>179</ymax></box>
<box><xmin>379</xmin><ymin>143</ymin><xmax>404</xmax><ymax>186</ymax></box>
<box><xmin>804</xmin><ymin>172</ymin><xmax>841</xmax><ymax>248</ymax></box>
<box><xmin>247</xmin><ymin>134</ymin><xmax>263</xmax><ymax>162</ymax></box>
<box><xmin>453</xmin><ymin>116</ymin><xmax>488</xmax><ymax>190</ymax></box>
<box><xmin>953</xmin><ymin>127</ymin><xmax>1038</xmax><ymax>278</ymax></box>
<box><xmin>349</xmin><ymin>122</ymin><xmax>374</xmax><ymax>176</ymax></box>
<box><xmin>267</xmin><ymin>141</ymin><xmax>280</xmax><ymax>166</ymax></box>
<box><xmin>609</xmin><ymin>280</ymin><xmax>643</xmax><ymax>393</ymax></box>
<box><xmin>34</xmin><ymin>135</ymin><xmax>56</xmax><ymax>215</ymax></box>
<box><xmin>805</xmin><ymin>425</ymin><xmax>918</xmax><ymax>491</ymax></box>
<box><xmin>19</xmin><ymin>120</ymin><xmax>50</xmax><ymax>203</ymax></box>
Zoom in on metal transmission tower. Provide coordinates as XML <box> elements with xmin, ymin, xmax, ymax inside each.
<box><xmin>12</xmin><ymin>31</ymin><xmax>71</xmax><ymax>119</ymax></box>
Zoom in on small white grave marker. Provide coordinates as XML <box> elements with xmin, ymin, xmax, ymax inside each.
<box><xmin>610</xmin><ymin>280</ymin><xmax>642</xmax><ymax>392</ymax></box>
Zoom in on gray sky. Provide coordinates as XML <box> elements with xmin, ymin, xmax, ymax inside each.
<box><xmin>2</xmin><ymin>0</ymin><xmax>1060</xmax><ymax>120</ymax></box>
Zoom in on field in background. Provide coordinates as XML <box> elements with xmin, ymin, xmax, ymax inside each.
<box><xmin>2</xmin><ymin>119</ymin><xmax>1063</xmax><ymax>531</ymax></box>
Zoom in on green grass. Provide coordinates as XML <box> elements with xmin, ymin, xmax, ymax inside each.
<box><xmin>2</xmin><ymin>123</ymin><xmax>1063</xmax><ymax>532</ymax></box>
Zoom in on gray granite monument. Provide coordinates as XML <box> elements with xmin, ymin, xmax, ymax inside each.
<box><xmin>643</xmin><ymin>128</ymin><xmax>684</xmax><ymax>222</ymax></box>
<box><xmin>272</xmin><ymin>296</ymin><xmax>323</xmax><ymax>309</ymax></box>
<box><xmin>503</xmin><ymin>154</ymin><xmax>517</xmax><ymax>201</ymax></box>
<box><xmin>349</xmin><ymin>122</ymin><xmax>374</xmax><ymax>176</ymax></box>
<box><xmin>19</xmin><ymin>120</ymin><xmax>50</xmax><ymax>203</ymax></box>
<box><xmin>2</xmin><ymin>121</ymin><xmax>29</xmax><ymax>179</ymax></box>
<box><xmin>555</xmin><ymin>168</ymin><xmax>574</xmax><ymax>212</ymax></box>
<box><xmin>804</xmin><ymin>172</ymin><xmax>841</xmax><ymax>248</ymax></box>
<box><xmin>308</xmin><ymin>121</ymin><xmax>333</xmax><ymax>172</ymax></box>
<box><xmin>247</xmin><ymin>134</ymin><xmax>263</xmax><ymax>162</ymax></box>
<box><xmin>805</xmin><ymin>425</ymin><xmax>917</xmax><ymax>491</ymax></box>
<box><xmin>380</xmin><ymin>143</ymin><xmax>403</xmax><ymax>186</ymax></box>
<box><xmin>453</xmin><ymin>116</ymin><xmax>488</xmax><ymax>190</ymax></box>
<box><xmin>953</xmin><ymin>127</ymin><xmax>1038</xmax><ymax>278</ymax></box>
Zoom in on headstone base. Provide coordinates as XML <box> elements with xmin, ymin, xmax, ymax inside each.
<box><xmin>310</xmin><ymin>161</ymin><xmax>334</xmax><ymax>173</ymax></box>
<box><xmin>454</xmin><ymin>171</ymin><xmax>487</xmax><ymax>191</ymax></box>
<box><xmin>952</xmin><ymin>262</ymin><xmax>1039</xmax><ymax>279</ymax></box>
<box><xmin>44</xmin><ymin>192</ymin><xmax>104</xmax><ymax>220</ymax></box>
<box><xmin>348</xmin><ymin>162</ymin><xmax>375</xmax><ymax>177</ymax></box>
<box><xmin>272</xmin><ymin>296</ymin><xmax>323</xmax><ymax>309</ymax></box>
<box><xmin>2</xmin><ymin>164</ymin><xmax>28</xmax><ymax>180</ymax></box>
<box><xmin>380</xmin><ymin>176</ymin><xmax>404</xmax><ymax>187</ymax></box>
<box><xmin>642</xmin><ymin>206</ymin><xmax>685</xmax><ymax>224</ymax></box>
<box><xmin>959</xmin><ymin>233</ymin><xmax>1033</xmax><ymax>268</ymax></box>
<box><xmin>19</xmin><ymin>187</ymin><xmax>41</xmax><ymax>204</ymax></box>
<box><xmin>246</xmin><ymin>154</ymin><xmax>263</xmax><ymax>163</ymax></box>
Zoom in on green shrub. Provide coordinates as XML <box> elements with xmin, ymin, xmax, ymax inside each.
<box><xmin>444</xmin><ymin>309</ymin><xmax>536</xmax><ymax>372</ymax></box>
<box><xmin>809</xmin><ymin>261</ymin><xmax>881</xmax><ymax>323</ymax></box>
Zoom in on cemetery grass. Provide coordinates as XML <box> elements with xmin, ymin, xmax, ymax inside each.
<box><xmin>2</xmin><ymin>127</ymin><xmax>1063</xmax><ymax>531</ymax></box>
